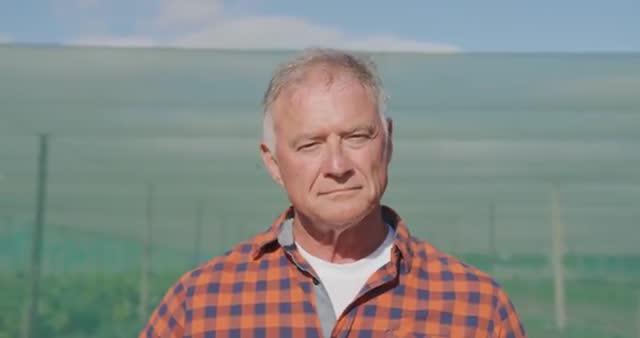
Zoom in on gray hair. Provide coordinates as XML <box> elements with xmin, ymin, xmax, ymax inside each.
<box><xmin>261</xmin><ymin>48</ymin><xmax>388</xmax><ymax>150</ymax></box>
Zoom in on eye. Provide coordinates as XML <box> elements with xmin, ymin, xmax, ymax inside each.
<box><xmin>298</xmin><ymin>142</ymin><xmax>320</xmax><ymax>151</ymax></box>
<box><xmin>347</xmin><ymin>134</ymin><xmax>370</xmax><ymax>143</ymax></box>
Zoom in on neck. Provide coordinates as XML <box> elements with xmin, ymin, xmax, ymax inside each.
<box><xmin>292</xmin><ymin>206</ymin><xmax>388</xmax><ymax>263</ymax></box>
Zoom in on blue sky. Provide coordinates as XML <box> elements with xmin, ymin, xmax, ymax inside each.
<box><xmin>0</xmin><ymin>0</ymin><xmax>638</xmax><ymax>52</ymax></box>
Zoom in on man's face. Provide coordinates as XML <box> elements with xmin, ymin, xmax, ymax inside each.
<box><xmin>261</xmin><ymin>69</ymin><xmax>392</xmax><ymax>228</ymax></box>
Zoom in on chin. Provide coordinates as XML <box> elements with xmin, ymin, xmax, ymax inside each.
<box><xmin>314</xmin><ymin>200</ymin><xmax>375</xmax><ymax>227</ymax></box>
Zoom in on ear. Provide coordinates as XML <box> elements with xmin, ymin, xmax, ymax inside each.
<box><xmin>260</xmin><ymin>143</ymin><xmax>284</xmax><ymax>186</ymax></box>
<box><xmin>385</xmin><ymin>117</ymin><xmax>393</xmax><ymax>162</ymax></box>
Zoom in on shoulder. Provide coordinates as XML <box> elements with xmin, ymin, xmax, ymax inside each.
<box><xmin>173</xmin><ymin>235</ymin><xmax>267</xmax><ymax>297</ymax></box>
<box><xmin>139</xmin><ymin>236</ymin><xmax>265</xmax><ymax>337</ymax></box>
<box><xmin>409</xmin><ymin>237</ymin><xmax>521</xmax><ymax>314</ymax></box>
<box><xmin>406</xmin><ymin>237</ymin><xmax>527</xmax><ymax>337</ymax></box>
<box><xmin>157</xmin><ymin>234</ymin><xmax>268</xmax><ymax>309</ymax></box>
<box><xmin>409</xmin><ymin>236</ymin><xmax>499</xmax><ymax>287</ymax></box>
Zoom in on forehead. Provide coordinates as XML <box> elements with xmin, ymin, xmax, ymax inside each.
<box><xmin>273</xmin><ymin>67</ymin><xmax>377</xmax><ymax>119</ymax></box>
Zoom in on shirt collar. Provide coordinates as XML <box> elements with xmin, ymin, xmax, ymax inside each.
<box><xmin>251</xmin><ymin>205</ymin><xmax>415</xmax><ymax>273</ymax></box>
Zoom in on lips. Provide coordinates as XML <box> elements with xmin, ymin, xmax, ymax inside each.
<box><xmin>318</xmin><ymin>186</ymin><xmax>362</xmax><ymax>196</ymax></box>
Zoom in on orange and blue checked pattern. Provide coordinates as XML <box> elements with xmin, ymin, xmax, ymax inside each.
<box><xmin>141</xmin><ymin>206</ymin><xmax>527</xmax><ymax>338</ymax></box>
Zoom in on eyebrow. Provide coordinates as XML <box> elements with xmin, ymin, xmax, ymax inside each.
<box><xmin>342</xmin><ymin>125</ymin><xmax>376</xmax><ymax>136</ymax></box>
<box><xmin>289</xmin><ymin>124</ymin><xmax>377</xmax><ymax>147</ymax></box>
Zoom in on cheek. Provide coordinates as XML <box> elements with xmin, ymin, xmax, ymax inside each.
<box><xmin>279</xmin><ymin>156</ymin><xmax>319</xmax><ymax>189</ymax></box>
<box><xmin>361</xmin><ymin>147</ymin><xmax>389</xmax><ymax>186</ymax></box>
<box><xmin>359</xmin><ymin>142</ymin><xmax>387</xmax><ymax>167</ymax></box>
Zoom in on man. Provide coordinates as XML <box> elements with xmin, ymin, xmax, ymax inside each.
<box><xmin>140</xmin><ymin>48</ymin><xmax>527</xmax><ymax>338</ymax></box>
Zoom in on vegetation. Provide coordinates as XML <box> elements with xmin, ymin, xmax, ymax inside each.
<box><xmin>2</xmin><ymin>270</ymin><xmax>638</xmax><ymax>338</ymax></box>
<box><xmin>1</xmin><ymin>271</ymin><xmax>178</xmax><ymax>338</ymax></box>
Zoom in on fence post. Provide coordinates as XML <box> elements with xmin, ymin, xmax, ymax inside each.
<box><xmin>193</xmin><ymin>200</ymin><xmax>204</xmax><ymax>265</ymax></box>
<box><xmin>139</xmin><ymin>183</ymin><xmax>154</xmax><ymax>320</ymax></box>
<box><xmin>22</xmin><ymin>133</ymin><xmax>49</xmax><ymax>338</ymax></box>
<box><xmin>488</xmin><ymin>202</ymin><xmax>497</xmax><ymax>275</ymax></box>
<box><xmin>551</xmin><ymin>184</ymin><xmax>567</xmax><ymax>330</ymax></box>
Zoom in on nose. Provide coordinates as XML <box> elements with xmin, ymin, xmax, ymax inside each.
<box><xmin>323</xmin><ymin>139</ymin><xmax>354</xmax><ymax>180</ymax></box>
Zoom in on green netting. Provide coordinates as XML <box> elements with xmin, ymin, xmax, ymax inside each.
<box><xmin>1</xmin><ymin>45</ymin><xmax>639</xmax><ymax>338</ymax></box>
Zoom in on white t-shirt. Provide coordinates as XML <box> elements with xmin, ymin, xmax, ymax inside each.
<box><xmin>296</xmin><ymin>225</ymin><xmax>395</xmax><ymax>318</ymax></box>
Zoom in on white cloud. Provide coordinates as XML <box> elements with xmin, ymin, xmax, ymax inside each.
<box><xmin>65</xmin><ymin>1</ymin><xmax>460</xmax><ymax>53</ymax></box>
<box><xmin>184</xmin><ymin>16</ymin><xmax>460</xmax><ymax>52</ymax></box>
<box><xmin>67</xmin><ymin>35</ymin><xmax>155</xmax><ymax>48</ymax></box>
<box><xmin>0</xmin><ymin>33</ymin><xmax>12</xmax><ymax>43</ymax></box>
<box><xmin>171</xmin><ymin>16</ymin><xmax>460</xmax><ymax>52</ymax></box>
<box><xmin>173</xmin><ymin>16</ymin><xmax>343</xmax><ymax>50</ymax></box>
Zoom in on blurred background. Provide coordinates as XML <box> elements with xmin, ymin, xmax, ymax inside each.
<box><xmin>1</xmin><ymin>1</ymin><xmax>639</xmax><ymax>338</ymax></box>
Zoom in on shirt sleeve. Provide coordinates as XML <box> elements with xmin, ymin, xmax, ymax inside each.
<box><xmin>139</xmin><ymin>278</ymin><xmax>188</xmax><ymax>338</ymax></box>
<box><xmin>494</xmin><ymin>286</ymin><xmax>528</xmax><ymax>338</ymax></box>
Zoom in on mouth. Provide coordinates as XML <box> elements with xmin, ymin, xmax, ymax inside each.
<box><xmin>318</xmin><ymin>186</ymin><xmax>362</xmax><ymax>196</ymax></box>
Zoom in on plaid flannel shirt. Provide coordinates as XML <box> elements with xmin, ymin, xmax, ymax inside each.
<box><xmin>141</xmin><ymin>206</ymin><xmax>527</xmax><ymax>338</ymax></box>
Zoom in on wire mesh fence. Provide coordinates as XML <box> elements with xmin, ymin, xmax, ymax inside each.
<box><xmin>1</xmin><ymin>45</ymin><xmax>639</xmax><ymax>338</ymax></box>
